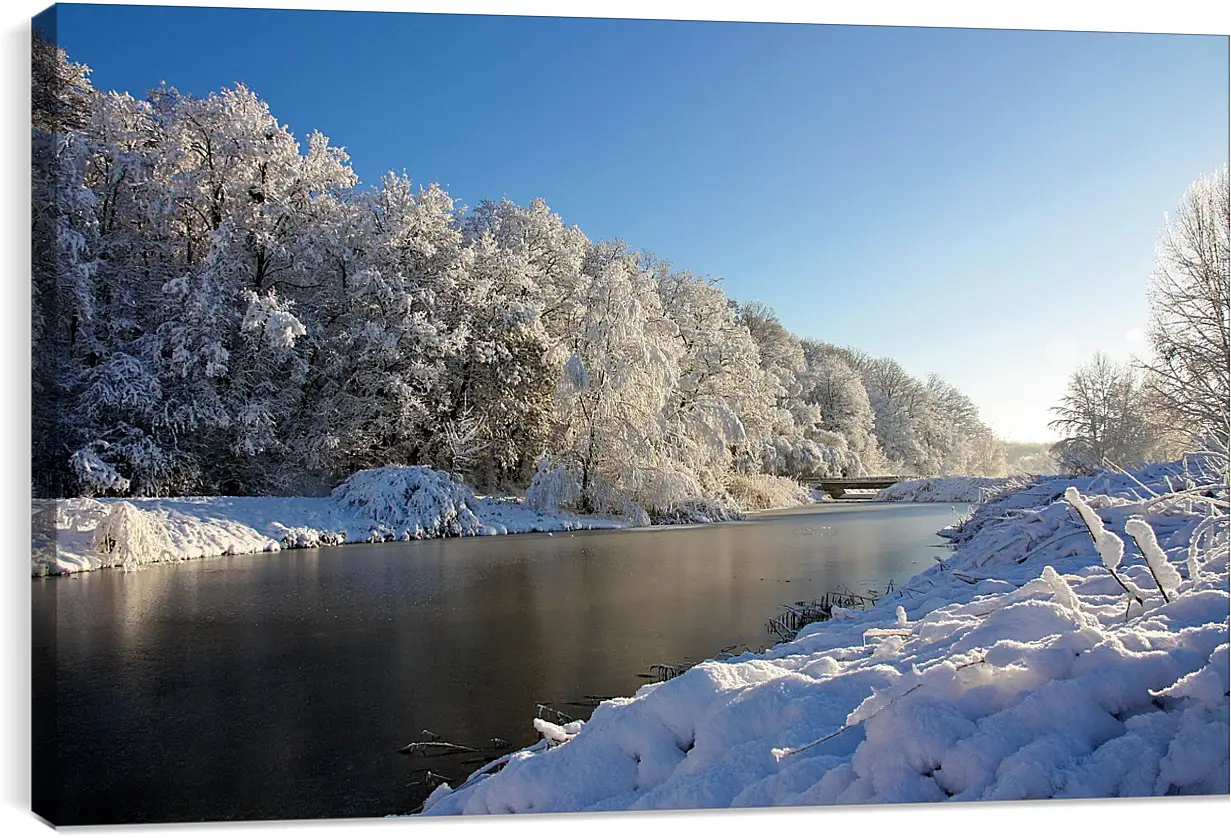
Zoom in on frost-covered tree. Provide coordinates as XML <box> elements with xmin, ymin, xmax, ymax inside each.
<box><xmin>312</xmin><ymin>177</ymin><xmax>472</xmax><ymax>478</ymax></box>
<box><xmin>798</xmin><ymin>341</ymin><xmax>883</xmax><ymax>475</ymax></box>
<box><xmin>1049</xmin><ymin>353</ymin><xmax>1164</xmax><ymax>473</ymax></box>
<box><xmin>448</xmin><ymin>198</ymin><xmax>588</xmax><ymax>489</ymax></box>
<box><xmin>923</xmin><ymin>375</ymin><xmax>1008</xmax><ymax>476</ymax></box>
<box><xmin>1138</xmin><ymin>166</ymin><xmax>1230</xmax><ymax>449</ymax></box>
<box><xmin>463</xmin><ymin>197</ymin><xmax>591</xmax><ymax>340</ymax></box>
<box><xmin>850</xmin><ymin>355</ymin><xmax>931</xmax><ymax>473</ymax></box>
<box><xmin>655</xmin><ymin>267</ymin><xmax>777</xmax><ymax>483</ymax></box>
<box><xmin>737</xmin><ymin>302</ymin><xmax>807</xmax><ymax>431</ymax></box>
<box><xmin>31</xmin><ymin>37</ymin><xmax>101</xmax><ymax>496</ymax></box>
<box><xmin>32</xmin><ymin>32</ymin><xmax>93</xmax><ymax>135</ymax></box>
<box><xmin>1004</xmin><ymin>442</ymin><xmax>1058</xmax><ymax>475</ymax></box>
<box><xmin>736</xmin><ymin>302</ymin><xmax>827</xmax><ymax>474</ymax></box>
<box><xmin>545</xmin><ymin>243</ymin><xmax>686</xmax><ymax>516</ymax></box>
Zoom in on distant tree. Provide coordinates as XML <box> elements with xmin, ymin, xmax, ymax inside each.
<box><xmin>1138</xmin><ymin>166</ymin><xmax>1230</xmax><ymax>450</ymax></box>
<box><xmin>851</xmin><ymin>355</ymin><xmax>932</xmax><ymax>473</ymax></box>
<box><xmin>923</xmin><ymin>375</ymin><xmax>1008</xmax><ymax>476</ymax></box>
<box><xmin>1004</xmin><ymin>441</ymin><xmax>1058</xmax><ymax>475</ymax></box>
<box><xmin>1049</xmin><ymin>353</ymin><xmax>1162</xmax><ymax>473</ymax></box>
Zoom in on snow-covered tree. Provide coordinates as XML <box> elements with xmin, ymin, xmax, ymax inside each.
<box><xmin>655</xmin><ymin>267</ymin><xmax>777</xmax><ymax>483</ymax></box>
<box><xmin>447</xmin><ymin>198</ymin><xmax>587</xmax><ymax>489</ymax></box>
<box><xmin>798</xmin><ymin>341</ymin><xmax>883</xmax><ymax>475</ymax></box>
<box><xmin>547</xmin><ymin>243</ymin><xmax>685</xmax><ymax>515</ymax></box>
<box><xmin>737</xmin><ymin>302</ymin><xmax>807</xmax><ymax>432</ymax></box>
<box><xmin>32</xmin><ymin>32</ymin><xmax>93</xmax><ymax>135</ymax></box>
<box><xmin>1049</xmin><ymin>353</ymin><xmax>1165</xmax><ymax>473</ymax></box>
<box><xmin>312</xmin><ymin>176</ymin><xmax>472</xmax><ymax>478</ymax></box>
<box><xmin>923</xmin><ymin>375</ymin><xmax>1008</xmax><ymax>476</ymax></box>
<box><xmin>1138</xmin><ymin>165</ymin><xmax>1230</xmax><ymax>449</ymax></box>
<box><xmin>31</xmin><ymin>38</ymin><xmax>102</xmax><ymax>496</ymax></box>
<box><xmin>850</xmin><ymin>354</ymin><xmax>932</xmax><ymax>473</ymax></box>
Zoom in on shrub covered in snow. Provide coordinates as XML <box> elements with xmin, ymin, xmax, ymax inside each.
<box><xmin>91</xmin><ymin>501</ymin><xmax>172</xmax><ymax>568</ymax></box>
<box><xmin>654</xmin><ymin>496</ymin><xmax>744</xmax><ymax>525</ymax></box>
<box><xmin>275</xmin><ymin>526</ymin><xmax>347</xmax><ymax>550</ymax></box>
<box><xmin>620</xmin><ymin>502</ymin><xmax>652</xmax><ymax>528</ymax></box>
<box><xmin>525</xmin><ymin>460</ymin><xmax>583</xmax><ymax>514</ymax></box>
<box><xmin>526</xmin><ymin>457</ymin><xmax>745</xmax><ymax>525</ymax></box>
<box><xmin>330</xmin><ymin>466</ymin><xmax>485</xmax><ymax>537</ymax></box>
<box><xmin>725</xmin><ymin>473</ymin><xmax>813</xmax><ymax>511</ymax></box>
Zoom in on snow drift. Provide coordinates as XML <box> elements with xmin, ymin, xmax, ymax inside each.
<box><xmin>422</xmin><ymin>458</ymin><xmax>1229</xmax><ymax>813</ymax></box>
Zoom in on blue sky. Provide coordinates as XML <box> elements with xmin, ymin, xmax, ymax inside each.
<box><xmin>45</xmin><ymin>3</ymin><xmax>1229</xmax><ymax>442</ymax></box>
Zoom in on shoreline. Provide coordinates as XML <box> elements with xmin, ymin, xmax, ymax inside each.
<box><xmin>30</xmin><ymin>473</ymin><xmax>1014</xmax><ymax>578</ymax></box>
<box><xmin>30</xmin><ymin>492</ymin><xmax>628</xmax><ymax>577</ymax></box>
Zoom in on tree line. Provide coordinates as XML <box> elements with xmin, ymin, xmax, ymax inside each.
<box><xmin>33</xmin><ymin>37</ymin><xmax>1010</xmax><ymax>517</ymax></box>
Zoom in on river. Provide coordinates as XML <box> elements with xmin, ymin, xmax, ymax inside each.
<box><xmin>32</xmin><ymin>501</ymin><xmax>963</xmax><ymax>824</ymax></box>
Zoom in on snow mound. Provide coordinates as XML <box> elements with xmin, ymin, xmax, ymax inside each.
<box><xmin>423</xmin><ymin>459</ymin><xmax>1229</xmax><ymax>813</ymax></box>
<box><xmin>330</xmin><ymin>466</ymin><xmax>487</xmax><ymax>537</ymax></box>
<box><xmin>876</xmin><ymin>476</ymin><xmax>1026</xmax><ymax>503</ymax></box>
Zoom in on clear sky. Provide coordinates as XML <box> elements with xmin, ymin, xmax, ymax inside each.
<box><xmin>43</xmin><ymin>2</ymin><xmax>1229</xmax><ymax>442</ymax></box>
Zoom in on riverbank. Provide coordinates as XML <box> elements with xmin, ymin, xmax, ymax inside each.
<box><xmin>421</xmin><ymin>456</ymin><xmax>1229</xmax><ymax>813</ymax></box>
<box><xmin>873</xmin><ymin>475</ymin><xmax>1027</xmax><ymax>503</ymax></box>
<box><xmin>31</xmin><ymin>466</ymin><xmax>626</xmax><ymax>576</ymax></box>
<box><xmin>32</xmin><ymin>467</ymin><xmax>831</xmax><ymax>577</ymax></box>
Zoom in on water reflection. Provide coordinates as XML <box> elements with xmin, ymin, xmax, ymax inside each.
<box><xmin>32</xmin><ymin>502</ymin><xmax>962</xmax><ymax>824</ymax></box>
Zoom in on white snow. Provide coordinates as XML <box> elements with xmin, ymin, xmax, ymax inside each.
<box><xmin>421</xmin><ymin>457</ymin><xmax>1229</xmax><ymax>813</ymax></box>
<box><xmin>1126</xmin><ymin>516</ymin><xmax>1183</xmax><ymax>602</ymax></box>
<box><xmin>31</xmin><ymin>466</ymin><xmax>623</xmax><ymax>576</ymax></box>
<box><xmin>875</xmin><ymin>476</ymin><xmax>1026</xmax><ymax>503</ymax></box>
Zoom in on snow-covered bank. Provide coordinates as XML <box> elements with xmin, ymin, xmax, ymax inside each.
<box><xmin>422</xmin><ymin>458</ymin><xmax>1229</xmax><ymax>813</ymax></box>
<box><xmin>31</xmin><ymin>466</ymin><xmax>624</xmax><ymax>576</ymax></box>
<box><xmin>875</xmin><ymin>475</ymin><xmax>1026</xmax><ymax>503</ymax></box>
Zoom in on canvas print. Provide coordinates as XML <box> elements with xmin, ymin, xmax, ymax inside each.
<box><xmin>30</xmin><ymin>2</ymin><xmax>1229</xmax><ymax>827</ymax></box>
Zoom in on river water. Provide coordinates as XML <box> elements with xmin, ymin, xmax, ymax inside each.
<box><xmin>32</xmin><ymin>501</ymin><xmax>962</xmax><ymax>824</ymax></box>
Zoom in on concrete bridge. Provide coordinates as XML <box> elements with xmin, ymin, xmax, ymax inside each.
<box><xmin>803</xmin><ymin>476</ymin><xmax>908</xmax><ymax>499</ymax></box>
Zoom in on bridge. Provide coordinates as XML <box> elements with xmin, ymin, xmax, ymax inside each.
<box><xmin>803</xmin><ymin>475</ymin><xmax>908</xmax><ymax>499</ymax></box>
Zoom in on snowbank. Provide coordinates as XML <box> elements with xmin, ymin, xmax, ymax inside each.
<box><xmin>875</xmin><ymin>476</ymin><xmax>1026</xmax><ymax>503</ymax></box>
<box><xmin>31</xmin><ymin>466</ymin><xmax>623</xmax><ymax>576</ymax></box>
<box><xmin>422</xmin><ymin>458</ymin><xmax>1229</xmax><ymax>812</ymax></box>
